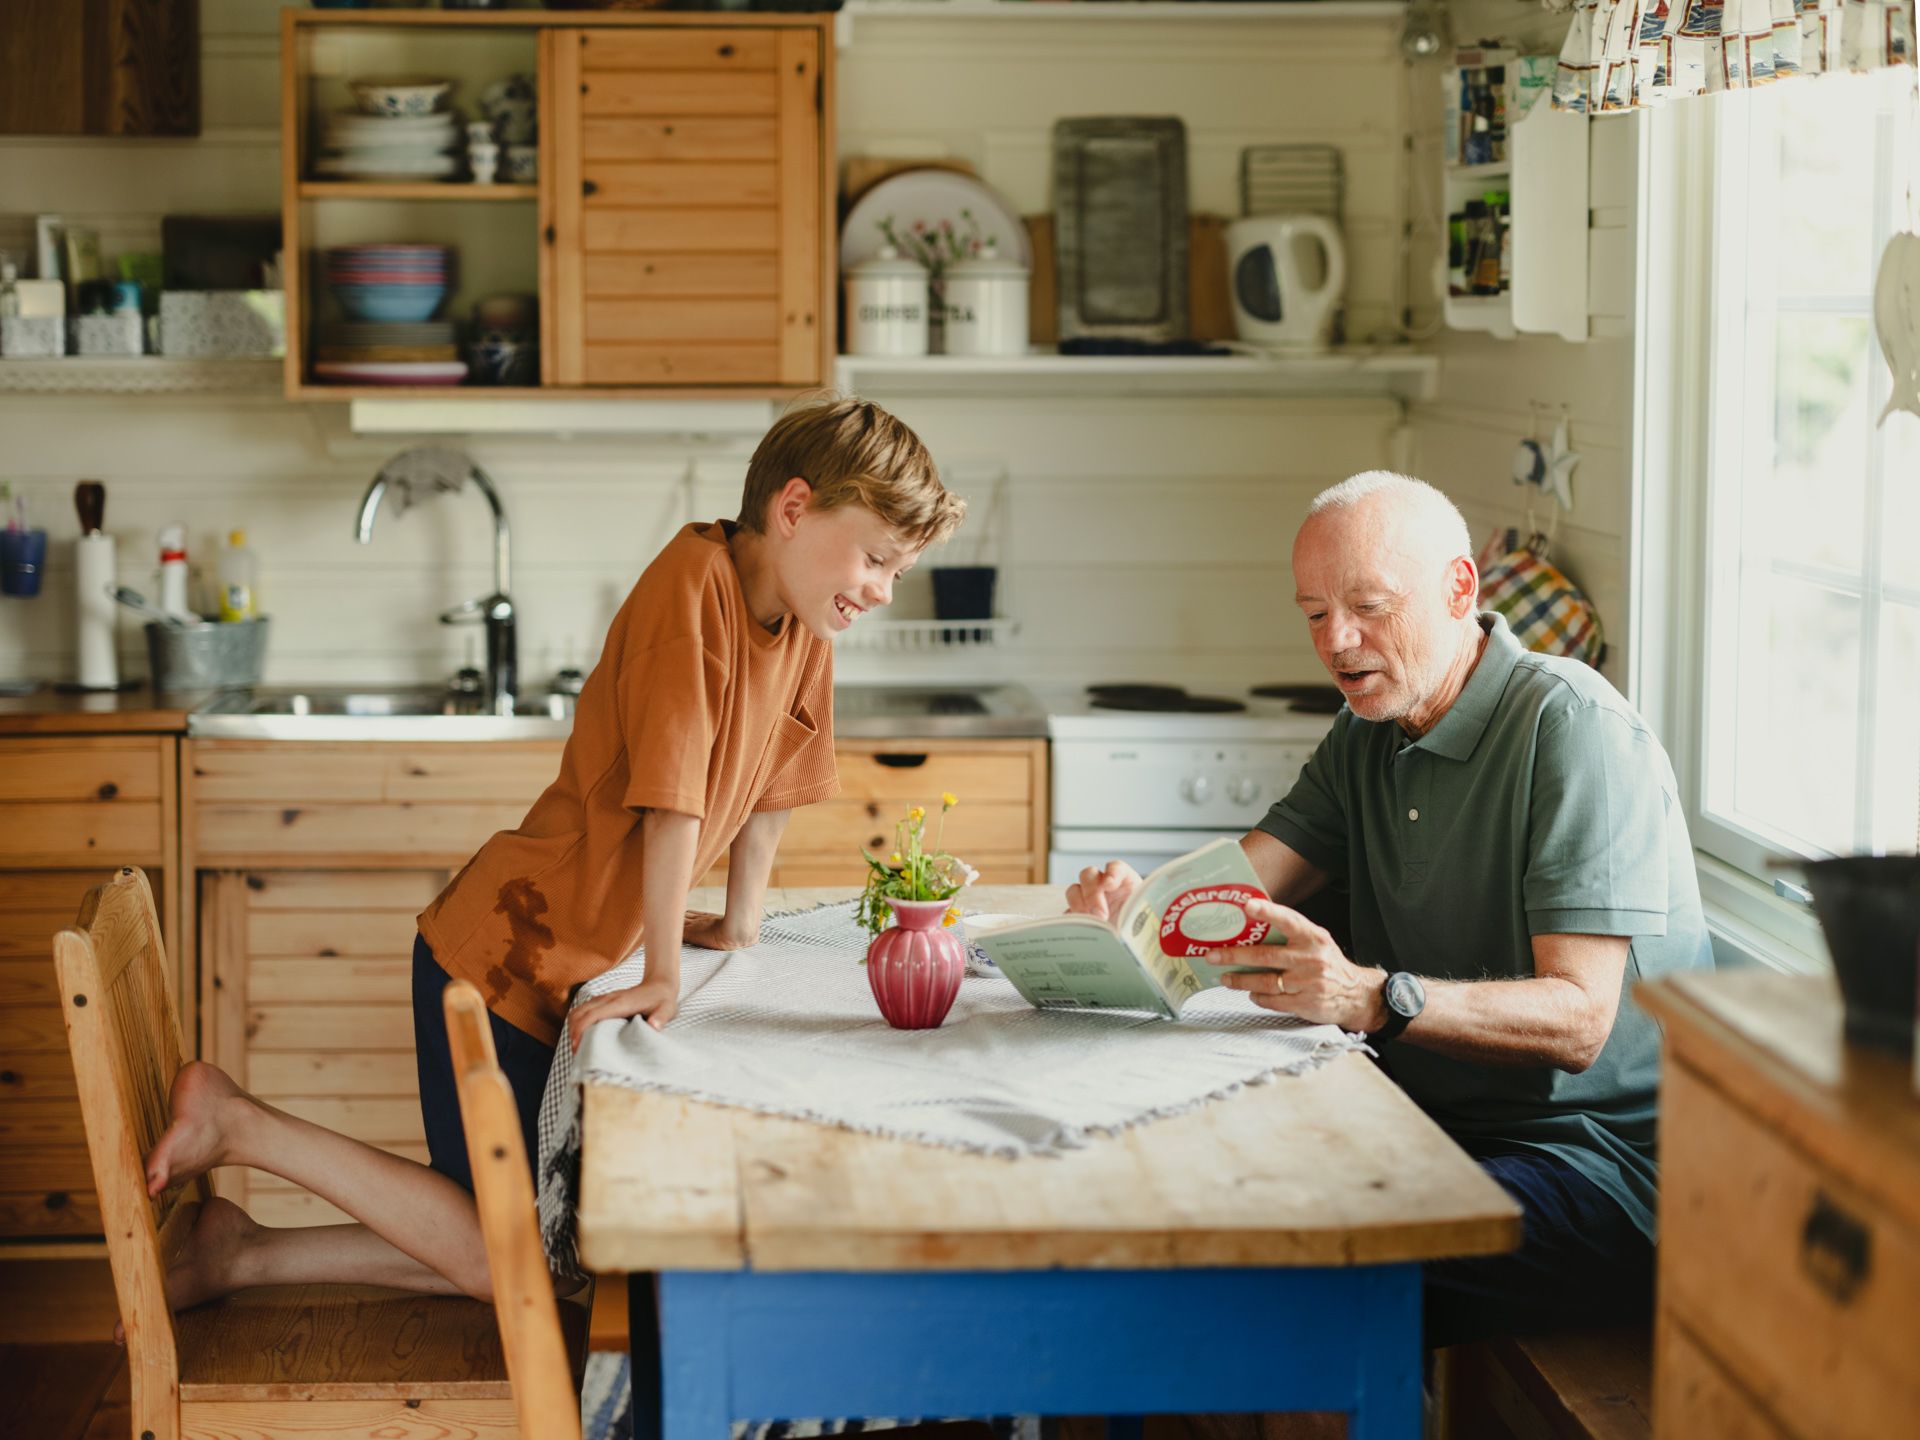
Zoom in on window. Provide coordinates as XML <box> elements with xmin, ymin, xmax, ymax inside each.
<box><xmin>1691</xmin><ymin>69</ymin><xmax>1920</xmax><ymax>877</ymax></box>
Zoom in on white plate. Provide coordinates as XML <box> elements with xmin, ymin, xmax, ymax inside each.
<box><xmin>839</xmin><ymin>169</ymin><xmax>1031</xmax><ymax>274</ymax></box>
<box><xmin>325</xmin><ymin>127</ymin><xmax>457</xmax><ymax>151</ymax></box>
<box><xmin>327</xmin><ymin>109</ymin><xmax>458</xmax><ymax>132</ymax></box>
<box><xmin>315</xmin><ymin>153</ymin><xmax>459</xmax><ymax>177</ymax></box>
<box><xmin>313</xmin><ymin>360</ymin><xmax>469</xmax><ymax>381</ymax></box>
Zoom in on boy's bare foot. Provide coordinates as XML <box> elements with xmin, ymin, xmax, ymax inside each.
<box><xmin>145</xmin><ymin>1061</ymin><xmax>256</xmax><ymax>1198</ymax></box>
<box><xmin>116</xmin><ymin>1196</ymin><xmax>260</xmax><ymax>1340</ymax></box>
<box><xmin>166</xmin><ymin>1196</ymin><xmax>260</xmax><ymax>1310</ymax></box>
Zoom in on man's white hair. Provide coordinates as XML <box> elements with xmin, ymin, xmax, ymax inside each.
<box><xmin>1306</xmin><ymin>470</ymin><xmax>1471</xmax><ymax>568</ymax></box>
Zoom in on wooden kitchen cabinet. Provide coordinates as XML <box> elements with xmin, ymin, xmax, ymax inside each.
<box><xmin>1640</xmin><ymin>971</ymin><xmax>1920</xmax><ymax>1440</ymax></box>
<box><xmin>0</xmin><ymin>0</ymin><xmax>198</xmax><ymax>137</ymax></box>
<box><xmin>199</xmin><ymin>869</ymin><xmax>445</xmax><ymax>1225</ymax></box>
<box><xmin>779</xmin><ymin>739</ymin><xmax>1050</xmax><ymax>886</ymax></box>
<box><xmin>280</xmin><ymin>9</ymin><xmax>833</xmax><ymax>400</ymax></box>
<box><xmin>0</xmin><ymin>735</ymin><xmax>180</xmax><ymax>1241</ymax></box>
<box><xmin>187</xmin><ymin>735</ymin><xmax>1043</xmax><ymax>1221</ymax></box>
<box><xmin>545</xmin><ymin>24</ymin><xmax>827</xmax><ymax>387</ymax></box>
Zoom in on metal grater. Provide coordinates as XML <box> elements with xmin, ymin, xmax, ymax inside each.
<box><xmin>1239</xmin><ymin>144</ymin><xmax>1345</xmax><ymax>223</ymax></box>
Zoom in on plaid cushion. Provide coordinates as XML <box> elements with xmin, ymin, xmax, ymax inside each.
<box><xmin>1478</xmin><ymin>532</ymin><xmax>1605</xmax><ymax>667</ymax></box>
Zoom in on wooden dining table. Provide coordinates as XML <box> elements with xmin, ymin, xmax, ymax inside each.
<box><xmin>577</xmin><ymin>885</ymin><xmax>1521</xmax><ymax>1440</ymax></box>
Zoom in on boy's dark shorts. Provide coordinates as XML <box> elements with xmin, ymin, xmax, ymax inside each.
<box><xmin>411</xmin><ymin>932</ymin><xmax>555</xmax><ymax>1192</ymax></box>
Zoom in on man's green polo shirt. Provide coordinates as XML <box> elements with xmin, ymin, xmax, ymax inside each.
<box><xmin>1257</xmin><ymin>611</ymin><xmax>1712</xmax><ymax>1237</ymax></box>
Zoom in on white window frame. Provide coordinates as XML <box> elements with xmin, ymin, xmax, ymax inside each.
<box><xmin>1630</xmin><ymin>80</ymin><xmax>1917</xmax><ymax>972</ymax></box>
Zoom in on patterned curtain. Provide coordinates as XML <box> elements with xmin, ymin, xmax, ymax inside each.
<box><xmin>1552</xmin><ymin>0</ymin><xmax>1917</xmax><ymax>112</ymax></box>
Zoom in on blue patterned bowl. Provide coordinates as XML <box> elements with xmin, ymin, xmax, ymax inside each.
<box><xmin>333</xmin><ymin>285</ymin><xmax>446</xmax><ymax>323</ymax></box>
<box><xmin>349</xmin><ymin>78</ymin><xmax>453</xmax><ymax>118</ymax></box>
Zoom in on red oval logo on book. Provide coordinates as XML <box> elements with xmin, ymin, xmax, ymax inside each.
<box><xmin>1159</xmin><ymin>883</ymin><xmax>1270</xmax><ymax>958</ymax></box>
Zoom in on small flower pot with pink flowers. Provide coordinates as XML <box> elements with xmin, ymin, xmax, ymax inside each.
<box><xmin>857</xmin><ymin>793</ymin><xmax>978</xmax><ymax>1030</ymax></box>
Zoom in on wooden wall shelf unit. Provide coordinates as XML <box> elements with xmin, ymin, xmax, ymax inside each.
<box><xmin>280</xmin><ymin>7</ymin><xmax>835</xmax><ymax>403</ymax></box>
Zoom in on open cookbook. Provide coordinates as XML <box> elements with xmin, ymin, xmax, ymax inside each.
<box><xmin>970</xmin><ymin>838</ymin><xmax>1278</xmax><ymax>1019</ymax></box>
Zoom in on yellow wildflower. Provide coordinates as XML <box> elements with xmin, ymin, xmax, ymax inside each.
<box><xmin>941</xmin><ymin>791</ymin><xmax>958</xmax><ymax>808</ymax></box>
<box><xmin>907</xmin><ymin>805</ymin><xmax>925</xmax><ymax>824</ymax></box>
<box><xmin>943</xmin><ymin>906</ymin><xmax>962</xmax><ymax>928</ymax></box>
<box><xmin>888</xmin><ymin>851</ymin><xmax>902</xmax><ymax>866</ymax></box>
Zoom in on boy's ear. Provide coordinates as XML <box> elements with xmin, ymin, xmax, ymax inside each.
<box><xmin>769</xmin><ymin>476</ymin><xmax>814</xmax><ymax>537</ymax></box>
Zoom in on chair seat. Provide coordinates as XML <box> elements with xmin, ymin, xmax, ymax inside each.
<box><xmin>176</xmin><ymin>1283</ymin><xmax>591</xmax><ymax>1403</ymax></box>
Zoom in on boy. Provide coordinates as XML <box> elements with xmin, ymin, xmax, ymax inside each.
<box><xmin>142</xmin><ymin>396</ymin><xmax>963</xmax><ymax>1309</ymax></box>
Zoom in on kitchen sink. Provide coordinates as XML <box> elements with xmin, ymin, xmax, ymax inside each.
<box><xmin>189</xmin><ymin>682</ymin><xmax>1048</xmax><ymax>741</ymax></box>
<box><xmin>190</xmin><ymin>686</ymin><xmax>574</xmax><ymax>740</ymax></box>
<box><xmin>241</xmin><ymin>690</ymin><xmax>561</xmax><ymax>719</ymax></box>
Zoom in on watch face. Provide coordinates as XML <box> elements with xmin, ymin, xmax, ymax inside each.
<box><xmin>1385</xmin><ymin>971</ymin><xmax>1425</xmax><ymax>1019</ymax></box>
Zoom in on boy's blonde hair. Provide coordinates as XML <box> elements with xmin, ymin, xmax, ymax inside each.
<box><xmin>738</xmin><ymin>394</ymin><xmax>964</xmax><ymax>549</ymax></box>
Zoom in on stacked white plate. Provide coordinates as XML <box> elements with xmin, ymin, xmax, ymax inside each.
<box><xmin>318</xmin><ymin>321</ymin><xmax>458</xmax><ymax>349</ymax></box>
<box><xmin>317</xmin><ymin>109</ymin><xmax>459</xmax><ymax>181</ymax></box>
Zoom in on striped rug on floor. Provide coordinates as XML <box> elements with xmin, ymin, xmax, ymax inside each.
<box><xmin>583</xmin><ymin>1354</ymin><xmax>1043</xmax><ymax>1440</ymax></box>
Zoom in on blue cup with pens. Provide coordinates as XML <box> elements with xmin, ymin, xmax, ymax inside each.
<box><xmin>2</xmin><ymin>485</ymin><xmax>47</xmax><ymax>597</ymax></box>
<box><xmin>1</xmin><ymin>528</ymin><xmax>47</xmax><ymax>597</ymax></box>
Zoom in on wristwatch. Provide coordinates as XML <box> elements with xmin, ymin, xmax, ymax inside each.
<box><xmin>1371</xmin><ymin>971</ymin><xmax>1426</xmax><ymax>1044</ymax></box>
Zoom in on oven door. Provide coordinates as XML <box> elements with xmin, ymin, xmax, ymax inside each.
<box><xmin>1048</xmin><ymin>827</ymin><xmax>1245</xmax><ymax>887</ymax></box>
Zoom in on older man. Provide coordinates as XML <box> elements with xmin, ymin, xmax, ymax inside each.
<box><xmin>1069</xmin><ymin>471</ymin><xmax>1711</xmax><ymax>1347</ymax></box>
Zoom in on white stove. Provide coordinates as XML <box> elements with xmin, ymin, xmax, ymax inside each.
<box><xmin>1039</xmin><ymin>683</ymin><xmax>1341</xmax><ymax>885</ymax></box>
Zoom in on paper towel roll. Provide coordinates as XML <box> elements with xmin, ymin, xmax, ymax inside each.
<box><xmin>75</xmin><ymin>532</ymin><xmax>119</xmax><ymax>690</ymax></box>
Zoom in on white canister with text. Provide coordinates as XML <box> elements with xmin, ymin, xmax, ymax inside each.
<box><xmin>844</xmin><ymin>246</ymin><xmax>930</xmax><ymax>357</ymax></box>
<box><xmin>941</xmin><ymin>242</ymin><xmax>1029</xmax><ymax>357</ymax></box>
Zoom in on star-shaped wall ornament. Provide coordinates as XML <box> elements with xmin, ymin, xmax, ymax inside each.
<box><xmin>1542</xmin><ymin>416</ymin><xmax>1580</xmax><ymax>511</ymax></box>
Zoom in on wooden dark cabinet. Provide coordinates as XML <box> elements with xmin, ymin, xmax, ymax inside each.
<box><xmin>0</xmin><ymin>0</ymin><xmax>199</xmax><ymax>138</ymax></box>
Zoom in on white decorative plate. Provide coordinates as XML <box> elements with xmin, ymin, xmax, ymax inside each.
<box><xmin>839</xmin><ymin>169</ymin><xmax>1032</xmax><ymax>273</ymax></box>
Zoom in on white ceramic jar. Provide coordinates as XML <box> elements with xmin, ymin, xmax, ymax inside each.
<box><xmin>941</xmin><ymin>242</ymin><xmax>1029</xmax><ymax>357</ymax></box>
<box><xmin>843</xmin><ymin>246</ymin><xmax>929</xmax><ymax>357</ymax></box>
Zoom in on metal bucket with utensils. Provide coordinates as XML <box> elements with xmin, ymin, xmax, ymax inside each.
<box><xmin>145</xmin><ymin>617</ymin><xmax>270</xmax><ymax>692</ymax></box>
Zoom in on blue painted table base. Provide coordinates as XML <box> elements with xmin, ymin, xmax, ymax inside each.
<box><xmin>628</xmin><ymin>1265</ymin><xmax>1423</xmax><ymax>1440</ymax></box>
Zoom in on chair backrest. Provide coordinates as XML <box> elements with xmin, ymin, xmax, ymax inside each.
<box><xmin>444</xmin><ymin>977</ymin><xmax>584</xmax><ymax>1440</ymax></box>
<box><xmin>54</xmin><ymin>866</ymin><xmax>204</xmax><ymax>1434</ymax></box>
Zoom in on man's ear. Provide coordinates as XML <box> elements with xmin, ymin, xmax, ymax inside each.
<box><xmin>1448</xmin><ymin>555</ymin><xmax>1479</xmax><ymax>618</ymax></box>
<box><xmin>771</xmin><ymin>476</ymin><xmax>814</xmax><ymax>537</ymax></box>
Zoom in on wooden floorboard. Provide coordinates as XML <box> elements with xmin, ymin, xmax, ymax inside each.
<box><xmin>0</xmin><ymin>1342</ymin><xmax>126</xmax><ymax>1440</ymax></box>
<box><xmin>80</xmin><ymin>1354</ymin><xmax>130</xmax><ymax>1440</ymax></box>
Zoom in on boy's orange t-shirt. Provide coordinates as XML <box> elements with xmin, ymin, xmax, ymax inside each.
<box><xmin>418</xmin><ymin>519</ymin><xmax>839</xmax><ymax>1045</ymax></box>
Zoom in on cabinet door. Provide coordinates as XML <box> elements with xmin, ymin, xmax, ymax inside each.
<box><xmin>0</xmin><ymin>0</ymin><xmax>198</xmax><ymax>137</ymax></box>
<box><xmin>0</xmin><ymin>872</ymin><xmax>116</xmax><ymax>1237</ymax></box>
<box><xmin>778</xmin><ymin>741</ymin><xmax>1050</xmax><ymax>884</ymax></box>
<box><xmin>0</xmin><ymin>736</ymin><xmax>178</xmax><ymax>1240</ymax></box>
<box><xmin>202</xmin><ymin>870</ymin><xmax>446</xmax><ymax>1226</ymax></box>
<box><xmin>546</xmin><ymin>24</ymin><xmax>825</xmax><ymax>387</ymax></box>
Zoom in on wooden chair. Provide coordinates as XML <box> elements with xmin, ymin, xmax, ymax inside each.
<box><xmin>444</xmin><ymin>976</ymin><xmax>589</xmax><ymax>1440</ymax></box>
<box><xmin>55</xmin><ymin>866</ymin><xmax>586</xmax><ymax>1439</ymax></box>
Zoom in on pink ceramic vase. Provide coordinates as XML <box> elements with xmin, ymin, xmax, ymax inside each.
<box><xmin>866</xmin><ymin>898</ymin><xmax>965</xmax><ymax>1030</ymax></box>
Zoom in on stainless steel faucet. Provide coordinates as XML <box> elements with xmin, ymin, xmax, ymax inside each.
<box><xmin>355</xmin><ymin>447</ymin><xmax>518</xmax><ymax>715</ymax></box>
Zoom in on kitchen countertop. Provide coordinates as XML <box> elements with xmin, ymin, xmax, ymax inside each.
<box><xmin>0</xmin><ymin>684</ymin><xmax>208</xmax><ymax>736</ymax></box>
<box><xmin>0</xmin><ymin>682</ymin><xmax>1050</xmax><ymax>742</ymax></box>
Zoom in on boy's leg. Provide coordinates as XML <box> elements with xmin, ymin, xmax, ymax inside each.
<box><xmin>145</xmin><ymin>934</ymin><xmax>557</xmax><ymax>1307</ymax></box>
<box><xmin>145</xmin><ymin>1060</ymin><xmax>494</xmax><ymax>1300</ymax></box>
<box><xmin>163</xmin><ymin>1198</ymin><xmax>465</xmax><ymax>1314</ymax></box>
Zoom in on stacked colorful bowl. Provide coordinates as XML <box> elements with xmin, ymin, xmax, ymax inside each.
<box><xmin>326</xmin><ymin>244</ymin><xmax>450</xmax><ymax>324</ymax></box>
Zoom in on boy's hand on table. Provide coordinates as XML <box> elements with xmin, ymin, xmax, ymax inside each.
<box><xmin>567</xmin><ymin>975</ymin><xmax>680</xmax><ymax>1053</ymax></box>
<box><xmin>683</xmin><ymin>910</ymin><xmax>760</xmax><ymax>950</ymax></box>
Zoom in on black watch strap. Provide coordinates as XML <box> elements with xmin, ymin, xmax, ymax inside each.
<box><xmin>1371</xmin><ymin>971</ymin><xmax>1424</xmax><ymax>1044</ymax></box>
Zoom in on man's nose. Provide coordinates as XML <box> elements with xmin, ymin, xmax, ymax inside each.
<box><xmin>1325</xmin><ymin>612</ymin><xmax>1362</xmax><ymax>654</ymax></box>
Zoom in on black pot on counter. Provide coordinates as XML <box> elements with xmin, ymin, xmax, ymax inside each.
<box><xmin>1801</xmin><ymin>855</ymin><xmax>1920</xmax><ymax>1052</ymax></box>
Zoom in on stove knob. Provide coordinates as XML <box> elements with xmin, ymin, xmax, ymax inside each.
<box><xmin>1181</xmin><ymin>774</ymin><xmax>1213</xmax><ymax>805</ymax></box>
<box><xmin>1228</xmin><ymin>776</ymin><xmax>1262</xmax><ymax>806</ymax></box>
